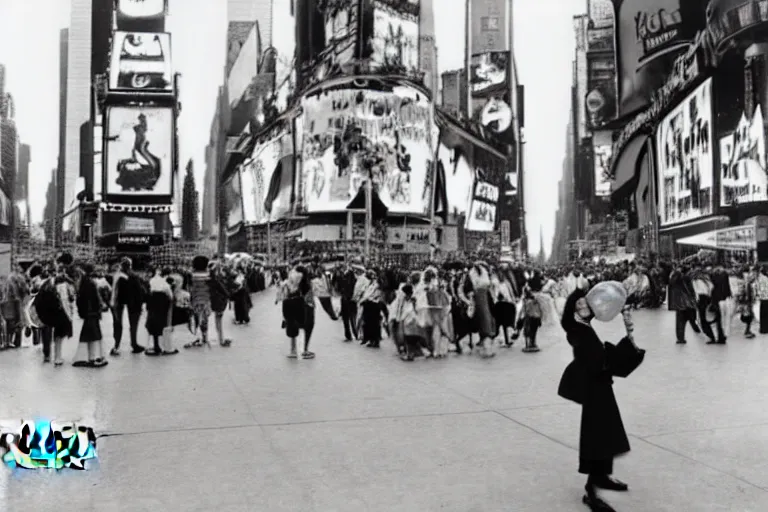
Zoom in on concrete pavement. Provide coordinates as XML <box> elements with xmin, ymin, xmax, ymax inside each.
<box><xmin>1</xmin><ymin>291</ymin><xmax>768</xmax><ymax>511</ymax></box>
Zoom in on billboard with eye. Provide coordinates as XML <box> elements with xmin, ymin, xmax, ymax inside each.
<box><xmin>109</xmin><ymin>32</ymin><xmax>173</xmax><ymax>93</ymax></box>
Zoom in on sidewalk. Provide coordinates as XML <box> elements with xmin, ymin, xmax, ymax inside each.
<box><xmin>1</xmin><ymin>294</ymin><xmax>767</xmax><ymax>511</ymax></box>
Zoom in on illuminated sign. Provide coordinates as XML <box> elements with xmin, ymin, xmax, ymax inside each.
<box><xmin>594</xmin><ymin>145</ymin><xmax>612</xmax><ymax>197</ymax></box>
<box><xmin>117</xmin><ymin>0</ymin><xmax>167</xmax><ymax>19</ymax></box>
<box><xmin>656</xmin><ymin>78</ymin><xmax>713</xmax><ymax>226</ymax></box>
<box><xmin>109</xmin><ymin>32</ymin><xmax>173</xmax><ymax>92</ymax></box>
<box><xmin>371</xmin><ymin>1</ymin><xmax>420</xmax><ymax>73</ymax></box>
<box><xmin>104</xmin><ymin>106</ymin><xmax>173</xmax><ymax>197</ymax></box>
<box><xmin>720</xmin><ymin>105</ymin><xmax>768</xmax><ymax>206</ymax></box>
<box><xmin>465</xmin><ymin>181</ymin><xmax>498</xmax><ymax>232</ymax></box>
<box><xmin>300</xmin><ymin>87</ymin><xmax>433</xmax><ymax>214</ymax></box>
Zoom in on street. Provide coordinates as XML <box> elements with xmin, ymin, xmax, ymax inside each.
<box><xmin>1</xmin><ymin>291</ymin><xmax>768</xmax><ymax>511</ymax></box>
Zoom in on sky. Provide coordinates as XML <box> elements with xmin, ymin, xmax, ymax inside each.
<box><xmin>0</xmin><ymin>0</ymin><xmax>584</xmax><ymax>258</ymax></box>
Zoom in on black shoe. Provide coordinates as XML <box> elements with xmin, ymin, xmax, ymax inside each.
<box><xmin>131</xmin><ymin>345</ymin><xmax>145</xmax><ymax>354</ymax></box>
<box><xmin>746</xmin><ymin>332</ymin><xmax>756</xmax><ymax>339</ymax></box>
<box><xmin>676</xmin><ymin>339</ymin><xmax>687</xmax><ymax>344</ymax></box>
<box><xmin>717</xmin><ymin>338</ymin><xmax>727</xmax><ymax>344</ymax></box>
<box><xmin>582</xmin><ymin>494</ymin><xmax>616</xmax><ymax>511</ymax></box>
<box><xmin>706</xmin><ymin>338</ymin><xmax>718</xmax><ymax>344</ymax></box>
<box><xmin>692</xmin><ymin>324</ymin><xmax>702</xmax><ymax>334</ymax></box>
<box><xmin>593</xmin><ymin>476</ymin><xmax>628</xmax><ymax>492</ymax></box>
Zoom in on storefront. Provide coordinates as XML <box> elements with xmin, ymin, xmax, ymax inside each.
<box><xmin>676</xmin><ymin>224</ymin><xmax>757</xmax><ymax>263</ymax></box>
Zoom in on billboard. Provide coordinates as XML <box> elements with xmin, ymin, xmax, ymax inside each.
<box><xmin>104</xmin><ymin>106</ymin><xmax>174</xmax><ymax>197</ymax></box>
<box><xmin>611</xmin><ymin>0</ymin><xmax>706</xmax><ymax>117</ymax></box>
<box><xmin>436</xmin><ymin>142</ymin><xmax>474</xmax><ymax>221</ymax></box>
<box><xmin>300</xmin><ymin>87</ymin><xmax>433</xmax><ymax>214</ymax></box>
<box><xmin>720</xmin><ymin>104</ymin><xmax>768</xmax><ymax>206</ymax></box>
<box><xmin>470</xmin><ymin>52</ymin><xmax>508</xmax><ymax>96</ymax></box>
<box><xmin>109</xmin><ymin>32</ymin><xmax>173</xmax><ymax>92</ymax></box>
<box><xmin>116</xmin><ymin>0</ymin><xmax>167</xmax><ymax>19</ymax></box>
<box><xmin>656</xmin><ymin>78</ymin><xmax>713</xmax><ymax>226</ymax></box>
<box><xmin>225</xmin><ymin>172</ymin><xmax>244</xmax><ymax>229</ymax></box>
<box><xmin>370</xmin><ymin>0</ymin><xmax>420</xmax><ymax>73</ymax></box>
<box><xmin>241</xmin><ymin>131</ymin><xmax>294</xmax><ymax>224</ymax></box>
<box><xmin>466</xmin><ymin>181</ymin><xmax>499</xmax><ymax>231</ymax></box>
<box><xmin>585</xmin><ymin>45</ymin><xmax>617</xmax><ymax>128</ymax></box>
<box><xmin>296</xmin><ymin>0</ymin><xmax>360</xmax><ymax>89</ymax></box>
<box><xmin>594</xmin><ymin>145</ymin><xmax>613</xmax><ymax>197</ymax></box>
<box><xmin>470</xmin><ymin>0</ymin><xmax>509</xmax><ymax>55</ymax></box>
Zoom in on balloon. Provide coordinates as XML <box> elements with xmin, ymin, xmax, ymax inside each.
<box><xmin>586</xmin><ymin>281</ymin><xmax>627</xmax><ymax>322</ymax></box>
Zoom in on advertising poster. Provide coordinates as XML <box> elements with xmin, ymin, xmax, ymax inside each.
<box><xmin>470</xmin><ymin>52</ymin><xmax>508</xmax><ymax>96</ymax></box>
<box><xmin>585</xmin><ymin>48</ymin><xmax>617</xmax><ymax>128</ymax></box>
<box><xmin>656</xmin><ymin>78</ymin><xmax>713</xmax><ymax>226</ymax></box>
<box><xmin>370</xmin><ymin>0</ymin><xmax>420</xmax><ymax>73</ymax></box>
<box><xmin>109</xmin><ymin>32</ymin><xmax>173</xmax><ymax>92</ymax></box>
<box><xmin>720</xmin><ymin>104</ymin><xmax>768</xmax><ymax>206</ymax></box>
<box><xmin>594</xmin><ymin>145</ymin><xmax>613</xmax><ymax>197</ymax></box>
<box><xmin>436</xmin><ymin>142</ymin><xmax>475</xmax><ymax>221</ymax></box>
<box><xmin>296</xmin><ymin>0</ymin><xmax>359</xmax><ymax>89</ymax></box>
<box><xmin>470</xmin><ymin>51</ymin><xmax>512</xmax><ymax>139</ymax></box>
<box><xmin>470</xmin><ymin>0</ymin><xmax>509</xmax><ymax>55</ymax></box>
<box><xmin>105</xmin><ymin>106</ymin><xmax>173</xmax><ymax>197</ymax></box>
<box><xmin>465</xmin><ymin>181</ymin><xmax>498</xmax><ymax>231</ymax></box>
<box><xmin>300</xmin><ymin>88</ymin><xmax>433</xmax><ymax>214</ymax></box>
<box><xmin>240</xmin><ymin>132</ymin><xmax>294</xmax><ymax>224</ymax></box>
<box><xmin>117</xmin><ymin>0</ymin><xmax>167</xmax><ymax>19</ymax></box>
<box><xmin>0</xmin><ymin>189</ymin><xmax>9</xmax><ymax>226</ymax></box>
<box><xmin>225</xmin><ymin>172</ymin><xmax>244</xmax><ymax>229</ymax></box>
<box><xmin>611</xmin><ymin>0</ymin><xmax>706</xmax><ymax>116</ymax></box>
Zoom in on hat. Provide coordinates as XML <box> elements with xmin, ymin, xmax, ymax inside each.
<box><xmin>351</xmin><ymin>264</ymin><xmax>366</xmax><ymax>273</ymax></box>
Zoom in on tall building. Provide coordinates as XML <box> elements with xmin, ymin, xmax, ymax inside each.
<box><xmin>56</xmin><ymin>28</ymin><xmax>69</xmax><ymax>225</ymax></box>
<box><xmin>63</xmin><ymin>0</ymin><xmax>93</xmax><ymax>219</ymax></box>
<box><xmin>16</xmin><ymin>143</ymin><xmax>30</xmax><ymax>224</ymax></box>
<box><xmin>419</xmin><ymin>0</ymin><xmax>438</xmax><ymax>99</ymax></box>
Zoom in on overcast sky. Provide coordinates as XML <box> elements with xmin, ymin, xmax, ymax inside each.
<box><xmin>0</xmin><ymin>0</ymin><xmax>583</xmax><ymax>257</ymax></box>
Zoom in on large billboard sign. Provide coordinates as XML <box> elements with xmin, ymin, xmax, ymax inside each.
<box><xmin>104</xmin><ymin>106</ymin><xmax>174</xmax><ymax>197</ymax></box>
<box><xmin>300</xmin><ymin>87</ymin><xmax>434</xmax><ymax>214</ymax></box>
<box><xmin>656</xmin><ymin>78</ymin><xmax>713</xmax><ymax>226</ymax></box>
<box><xmin>109</xmin><ymin>32</ymin><xmax>173</xmax><ymax>93</ymax></box>
<box><xmin>611</xmin><ymin>0</ymin><xmax>706</xmax><ymax>117</ymax></box>
<box><xmin>466</xmin><ymin>181</ymin><xmax>499</xmax><ymax>231</ymax></box>
<box><xmin>436</xmin><ymin>142</ymin><xmax>474</xmax><ymax>221</ymax></box>
<box><xmin>594</xmin><ymin>144</ymin><xmax>613</xmax><ymax>197</ymax></box>
<box><xmin>720</xmin><ymin>104</ymin><xmax>768</xmax><ymax>206</ymax></box>
<box><xmin>116</xmin><ymin>0</ymin><xmax>167</xmax><ymax>19</ymax></box>
<box><xmin>370</xmin><ymin>0</ymin><xmax>420</xmax><ymax>74</ymax></box>
<box><xmin>241</xmin><ymin>131</ymin><xmax>294</xmax><ymax>224</ymax></box>
<box><xmin>225</xmin><ymin>172</ymin><xmax>244</xmax><ymax>230</ymax></box>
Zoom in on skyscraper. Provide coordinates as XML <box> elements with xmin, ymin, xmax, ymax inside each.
<box><xmin>63</xmin><ymin>0</ymin><xmax>92</xmax><ymax>217</ymax></box>
<box><xmin>56</xmin><ymin>28</ymin><xmax>68</xmax><ymax>223</ymax></box>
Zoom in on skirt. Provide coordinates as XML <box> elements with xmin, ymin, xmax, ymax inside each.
<box><xmin>79</xmin><ymin>317</ymin><xmax>102</xmax><ymax>343</ymax></box>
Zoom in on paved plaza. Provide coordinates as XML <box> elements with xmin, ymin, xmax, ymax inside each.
<box><xmin>1</xmin><ymin>291</ymin><xmax>768</xmax><ymax>511</ymax></box>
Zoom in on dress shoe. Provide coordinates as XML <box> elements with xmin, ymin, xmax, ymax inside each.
<box><xmin>594</xmin><ymin>476</ymin><xmax>628</xmax><ymax>491</ymax></box>
<box><xmin>582</xmin><ymin>494</ymin><xmax>616</xmax><ymax>511</ymax></box>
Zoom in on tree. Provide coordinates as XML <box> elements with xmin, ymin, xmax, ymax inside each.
<box><xmin>181</xmin><ymin>159</ymin><xmax>200</xmax><ymax>241</ymax></box>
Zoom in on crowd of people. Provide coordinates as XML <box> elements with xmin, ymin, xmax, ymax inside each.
<box><xmin>273</xmin><ymin>253</ymin><xmax>768</xmax><ymax>360</ymax></box>
<box><xmin>0</xmin><ymin>252</ymin><xmax>267</xmax><ymax>367</ymax></box>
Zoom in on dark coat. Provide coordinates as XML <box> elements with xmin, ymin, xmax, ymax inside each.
<box><xmin>711</xmin><ymin>271</ymin><xmax>732</xmax><ymax>302</ymax></box>
<box><xmin>559</xmin><ymin>291</ymin><xmax>631</xmax><ymax>472</ymax></box>
<box><xmin>145</xmin><ymin>291</ymin><xmax>171</xmax><ymax>336</ymax></box>
<box><xmin>667</xmin><ymin>270</ymin><xmax>697</xmax><ymax>311</ymax></box>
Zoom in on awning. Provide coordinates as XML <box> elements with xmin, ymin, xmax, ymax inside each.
<box><xmin>677</xmin><ymin>225</ymin><xmax>756</xmax><ymax>251</ymax></box>
<box><xmin>610</xmin><ymin>134</ymin><xmax>649</xmax><ymax>197</ymax></box>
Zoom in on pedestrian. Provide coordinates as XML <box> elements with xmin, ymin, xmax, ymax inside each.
<box><xmin>559</xmin><ymin>289</ymin><xmax>631</xmax><ymax>512</ymax></box>
<box><xmin>521</xmin><ymin>287</ymin><xmax>542</xmax><ymax>353</ymax></box>
<box><xmin>667</xmin><ymin>265</ymin><xmax>699</xmax><ymax>344</ymax></box>
<box><xmin>277</xmin><ymin>265</ymin><xmax>315</xmax><ymax>359</ymax></box>
<box><xmin>145</xmin><ymin>267</ymin><xmax>177</xmax><ymax>356</ymax></box>
<box><xmin>110</xmin><ymin>257</ymin><xmax>146</xmax><ymax>356</ymax></box>
<box><xmin>72</xmin><ymin>262</ymin><xmax>108</xmax><ymax>368</ymax></box>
